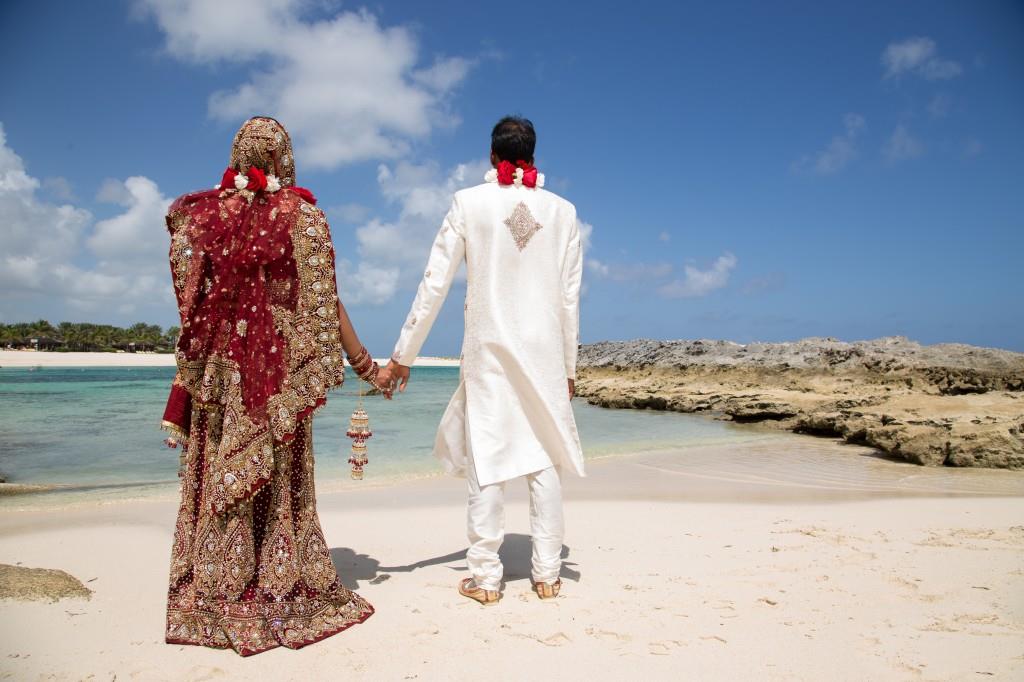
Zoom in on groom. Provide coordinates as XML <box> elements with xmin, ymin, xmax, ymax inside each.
<box><xmin>378</xmin><ymin>116</ymin><xmax>584</xmax><ymax>604</ymax></box>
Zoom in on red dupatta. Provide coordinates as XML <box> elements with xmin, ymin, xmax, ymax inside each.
<box><xmin>162</xmin><ymin>118</ymin><xmax>344</xmax><ymax>514</ymax></box>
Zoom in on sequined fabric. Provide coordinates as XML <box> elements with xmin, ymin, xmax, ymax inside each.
<box><xmin>167</xmin><ymin>417</ymin><xmax>373</xmax><ymax>656</ymax></box>
<box><xmin>161</xmin><ymin>118</ymin><xmax>371</xmax><ymax>655</ymax></box>
<box><xmin>229</xmin><ymin>117</ymin><xmax>296</xmax><ymax>187</ymax></box>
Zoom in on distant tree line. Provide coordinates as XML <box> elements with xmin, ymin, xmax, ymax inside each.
<box><xmin>0</xmin><ymin>320</ymin><xmax>180</xmax><ymax>353</ymax></box>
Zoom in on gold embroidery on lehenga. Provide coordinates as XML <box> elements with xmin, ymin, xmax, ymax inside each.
<box><xmin>192</xmin><ymin>518</ymin><xmax>225</xmax><ymax>597</ymax></box>
<box><xmin>221</xmin><ymin>512</ymin><xmax>256</xmax><ymax>599</ymax></box>
<box><xmin>300</xmin><ymin>528</ymin><xmax>336</xmax><ymax>592</ymax></box>
<box><xmin>166</xmin><ymin>408</ymin><xmax>373</xmax><ymax>654</ymax></box>
<box><xmin>258</xmin><ymin>442</ymin><xmax>300</xmax><ymax>598</ymax></box>
<box><xmin>503</xmin><ymin>201</ymin><xmax>543</xmax><ymax>251</ymax></box>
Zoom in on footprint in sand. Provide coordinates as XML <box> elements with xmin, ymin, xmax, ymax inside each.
<box><xmin>148</xmin><ymin>667</ymin><xmax>227</xmax><ymax>681</ymax></box>
<box><xmin>699</xmin><ymin>635</ymin><xmax>728</xmax><ymax>645</ymax></box>
<box><xmin>889</xmin><ymin>577</ymin><xmax>945</xmax><ymax>603</ymax></box>
<box><xmin>953</xmin><ymin>613</ymin><xmax>1002</xmax><ymax>627</ymax></box>
<box><xmin>648</xmin><ymin>640</ymin><xmax>684</xmax><ymax>655</ymax></box>
<box><xmin>586</xmin><ymin>627</ymin><xmax>632</xmax><ymax>642</ymax></box>
<box><xmin>511</xmin><ymin>631</ymin><xmax>571</xmax><ymax>647</ymax></box>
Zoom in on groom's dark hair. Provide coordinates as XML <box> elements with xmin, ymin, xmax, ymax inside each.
<box><xmin>491</xmin><ymin>116</ymin><xmax>536</xmax><ymax>163</ymax></box>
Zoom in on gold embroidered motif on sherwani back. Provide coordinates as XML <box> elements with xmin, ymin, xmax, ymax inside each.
<box><xmin>503</xmin><ymin>200</ymin><xmax>543</xmax><ymax>251</ymax></box>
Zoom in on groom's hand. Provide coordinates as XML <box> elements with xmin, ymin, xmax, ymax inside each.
<box><xmin>568</xmin><ymin>378</ymin><xmax>575</xmax><ymax>399</ymax></box>
<box><xmin>378</xmin><ymin>360</ymin><xmax>410</xmax><ymax>399</ymax></box>
<box><xmin>391</xmin><ymin>361</ymin><xmax>411</xmax><ymax>393</ymax></box>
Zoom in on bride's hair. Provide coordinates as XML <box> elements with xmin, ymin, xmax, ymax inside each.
<box><xmin>491</xmin><ymin>116</ymin><xmax>536</xmax><ymax>163</ymax></box>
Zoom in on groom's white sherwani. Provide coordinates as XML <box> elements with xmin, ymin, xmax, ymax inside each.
<box><xmin>392</xmin><ymin>179</ymin><xmax>585</xmax><ymax>487</ymax></box>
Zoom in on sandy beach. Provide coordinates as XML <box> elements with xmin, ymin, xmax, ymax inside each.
<box><xmin>1</xmin><ymin>438</ymin><xmax>1022</xmax><ymax>681</ymax></box>
<box><xmin>0</xmin><ymin>351</ymin><xmax>460</xmax><ymax>368</ymax></box>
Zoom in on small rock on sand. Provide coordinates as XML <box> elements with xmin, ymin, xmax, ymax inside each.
<box><xmin>0</xmin><ymin>564</ymin><xmax>93</xmax><ymax>602</ymax></box>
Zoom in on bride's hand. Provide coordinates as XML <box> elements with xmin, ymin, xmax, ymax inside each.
<box><xmin>375</xmin><ymin>363</ymin><xmax>404</xmax><ymax>400</ymax></box>
<box><xmin>376</xmin><ymin>364</ymin><xmax>394</xmax><ymax>400</ymax></box>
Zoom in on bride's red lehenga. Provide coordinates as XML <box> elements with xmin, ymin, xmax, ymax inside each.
<box><xmin>160</xmin><ymin>117</ymin><xmax>373</xmax><ymax>656</ymax></box>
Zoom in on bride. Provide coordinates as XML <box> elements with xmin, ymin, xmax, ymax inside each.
<box><xmin>159</xmin><ymin>117</ymin><xmax>382</xmax><ymax>656</ymax></box>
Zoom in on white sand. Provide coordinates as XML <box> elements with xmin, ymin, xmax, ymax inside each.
<box><xmin>0</xmin><ymin>350</ymin><xmax>459</xmax><ymax>368</ymax></box>
<box><xmin>1</xmin><ymin>443</ymin><xmax>1022</xmax><ymax>681</ymax></box>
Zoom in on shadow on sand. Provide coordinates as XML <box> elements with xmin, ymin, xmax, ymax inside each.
<box><xmin>331</xmin><ymin>533</ymin><xmax>581</xmax><ymax>590</ymax></box>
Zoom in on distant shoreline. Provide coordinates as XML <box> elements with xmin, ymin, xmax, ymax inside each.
<box><xmin>0</xmin><ymin>350</ymin><xmax>460</xmax><ymax>368</ymax></box>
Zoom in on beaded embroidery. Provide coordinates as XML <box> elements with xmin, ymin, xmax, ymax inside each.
<box><xmin>503</xmin><ymin>201</ymin><xmax>543</xmax><ymax>251</ymax></box>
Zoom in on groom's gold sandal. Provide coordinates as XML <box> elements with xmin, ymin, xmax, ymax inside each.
<box><xmin>458</xmin><ymin>578</ymin><xmax>500</xmax><ymax>606</ymax></box>
<box><xmin>532</xmin><ymin>578</ymin><xmax>561</xmax><ymax>600</ymax></box>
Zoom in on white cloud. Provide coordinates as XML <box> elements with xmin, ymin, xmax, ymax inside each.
<box><xmin>578</xmin><ymin>219</ymin><xmax>594</xmax><ymax>252</ymax></box>
<box><xmin>138</xmin><ymin>1</ymin><xmax>471</xmax><ymax>169</ymax></box>
<box><xmin>338</xmin><ymin>158</ymin><xmax>488</xmax><ymax>304</ymax></box>
<box><xmin>337</xmin><ymin>260</ymin><xmax>400</xmax><ymax>306</ymax></box>
<box><xmin>0</xmin><ymin>124</ymin><xmax>88</xmax><ymax>290</ymax></box>
<box><xmin>658</xmin><ymin>231</ymin><xmax>671</xmax><ymax>243</ymax></box>
<box><xmin>583</xmin><ymin>222</ymin><xmax>675</xmax><ymax>283</ymax></box>
<box><xmin>793</xmin><ymin>113</ymin><xmax>866</xmax><ymax>175</ymax></box>
<box><xmin>96</xmin><ymin>177</ymin><xmax>135</xmax><ymax>205</ymax></box>
<box><xmin>43</xmin><ymin>176</ymin><xmax>75</xmax><ymax>202</ymax></box>
<box><xmin>584</xmin><ymin>233</ymin><xmax>735</xmax><ymax>299</ymax></box>
<box><xmin>585</xmin><ymin>259</ymin><xmax>672</xmax><ymax>282</ymax></box>
<box><xmin>883</xmin><ymin>125</ymin><xmax>925</xmax><ymax>163</ymax></box>
<box><xmin>0</xmin><ymin>122</ymin><xmax>173</xmax><ymax>321</ymax></box>
<box><xmin>882</xmin><ymin>37</ymin><xmax>962</xmax><ymax>81</ymax></box>
<box><xmin>658</xmin><ymin>252</ymin><xmax>737</xmax><ymax>299</ymax></box>
<box><xmin>328</xmin><ymin>202</ymin><xmax>371</xmax><ymax>224</ymax></box>
<box><xmin>89</xmin><ymin>176</ymin><xmax>172</xmax><ymax>261</ymax></box>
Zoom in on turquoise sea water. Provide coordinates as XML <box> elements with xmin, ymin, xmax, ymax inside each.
<box><xmin>0</xmin><ymin>366</ymin><xmax>766</xmax><ymax>492</ymax></box>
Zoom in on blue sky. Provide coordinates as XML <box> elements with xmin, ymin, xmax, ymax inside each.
<box><xmin>1</xmin><ymin>1</ymin><xmax>1022</xmax><ymax>353</ymax></box>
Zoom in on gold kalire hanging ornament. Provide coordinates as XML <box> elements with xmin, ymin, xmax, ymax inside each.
<box><xmin>344</xmin><ymin>347</ymin><xmax>379</xmax><ymax>479</ymax></box>
<box><xmin>346</xmin><ymin>403</ymin><xmax>372</xmax><ymax>479</ymax></box>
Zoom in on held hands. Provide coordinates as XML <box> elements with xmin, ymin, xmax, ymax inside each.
<box><xmin>568</xmin><ymin>378</ymin><xmax>575</xmax><ymax>400</ymax></box>
<box><xmin>376</xmin><ymin>360</ymin><xmax>411</xmax><ymax>400</ymax></box>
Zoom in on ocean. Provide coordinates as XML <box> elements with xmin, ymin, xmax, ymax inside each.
<box><xmin>0</xmin><ymin>366</ymin><xmax>767</xmax><ymax>498</ymax></box>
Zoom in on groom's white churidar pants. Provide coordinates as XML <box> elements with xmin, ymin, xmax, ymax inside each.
<box><xmin>466</xmin><ymin>453</ymin><xmax>564</xmax><ymax>591</ymax></box>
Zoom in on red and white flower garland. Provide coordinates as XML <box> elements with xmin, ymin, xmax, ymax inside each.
<box><xmin>484</xmin><ymin>160</ymin><xmax>545</xmax><ymax>188</ymax></box>
<box><xmin>214</xmin><ymin>166</ymin><xmax>317</xmax><ymax>204</ymax></box>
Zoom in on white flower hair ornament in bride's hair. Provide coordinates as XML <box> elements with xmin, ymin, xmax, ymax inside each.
<box><xmin>233</xmin><ymin>172</ymin><xmax>250</xmax><ymax>190</ymax></box>
<box><xmin>266</xmin><ymin>175</ymin><xmax>281</xmax><ymax>193</ymax></box>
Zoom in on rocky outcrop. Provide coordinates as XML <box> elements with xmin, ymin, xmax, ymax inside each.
<box><xmin>576</xmin><ymin>337</ymin><xmax>1024</xmax><ymax>469</ymax></box>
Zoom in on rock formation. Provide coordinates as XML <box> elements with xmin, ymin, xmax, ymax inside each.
<box><xmin>576</xmin><ymin>337</ymin><xmax>1024</xmax><ymax>469</ymax></box>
